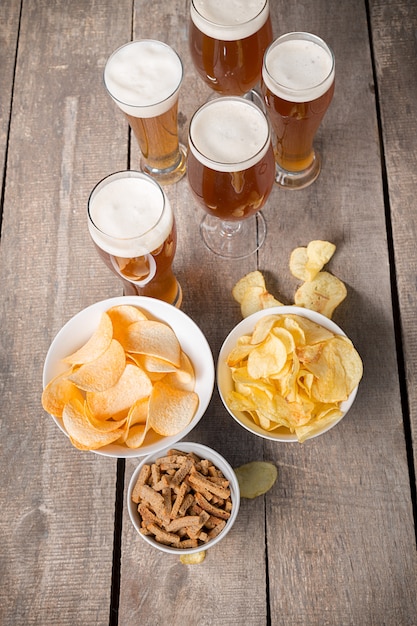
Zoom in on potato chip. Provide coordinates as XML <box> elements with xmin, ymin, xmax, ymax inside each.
<box><xmin>125</xmin><ymin>423</ymin><xmax>148</xmax><ymax>448</ymax></box>
<box><xmin>232</xmin><ymin>271</ymin><xmax>266</xmax><ymax>304</ymax></box>
<box><xmin>234</xmin><ymin>461</ymin><xmax>278</xmax><ymax>498</ymax></box>
<box><xmin>148</xmin><ymin>381</ymin><xmax>199</xmax><ymax>436</ymax></box>
<box><xmin>41</xmin><ymin>371</ymin><xmax>83</xmax><ymax>418</ymax></box>
<box><xmin>163</xmin><ymin>353</ymin><xmax>196</xmax><ymax>391</ymax></box>
<box><xmin>225</xmin><ymin>313</ymin><xmax>362</xmax><ymax>442</ymax></box>
<box><xmin>63</xmin><ymin>312</ymin><xmax>113</xmax><ymax>365</ymax></box>
<box><xmin>67</xmin><ymin>339</ymin><xmax>126</xmax><ymax>392</ymax></box>
<box><xmin>62</xmin><ymin>398</ymin><xmax>126</xmax><ymax>450</ymax></box>
<box><xmin>180</xmin><ymin>551</ymin><xmax>206</xmax><ymax>565</ymax></box>
<box><xmin>124</xmin><ymin>320</ymin><xmax>181</xmax><ymax>367</ymax></box>
<box><xmin>294</xmin><ymin>271</ymin><xmax>347</xmax><ymax>318</ymax></box>
<box><xmin>107</xmin><ymin>304</ymin><xmax>148</xmax><ymax>346</ymax></box>
<box><xmin>86</xmin><ymin>363</ymin><xmax>153</xmax><ymax>420</ymax></box>
<box><xmin>290</xmin><ymin>240</ymin><xmax>336</xmax><ymax>282</ymax></box>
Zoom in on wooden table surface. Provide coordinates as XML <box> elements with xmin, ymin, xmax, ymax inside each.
<box><xmin>1</xmin><ymin>1</ymin><xmax>416</xmax><ymax>624</ymax></box>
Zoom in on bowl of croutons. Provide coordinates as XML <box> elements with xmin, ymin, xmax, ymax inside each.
<box><xmin>127</xmin><ymin>442</ymin><xmax>240</xmax><ymax>555</ymax></box>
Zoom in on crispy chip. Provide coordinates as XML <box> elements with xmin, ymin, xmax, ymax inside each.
<box><xmin>62</xmin><ymin>398</ymin><xmax>126</xmax><ymax>450</ymax></box>
<box><xmin>163</xmin><ymin>353</ymin><xmax>196</xmax><ymax>391</ymax></box>
<box><xmin>180</xmin><ymin>551</ymin><xmax>206</xmax><ymax>565</ymax></box>
<box><xmin>63</xmin><ymin>312</ymin><xmax>113</xmax><ymax>365</ymax></box>
<box><xmin>232</xmin><ymin>271</ymin><xmax>265</xmax><ymax>304</ymax></box>
<box><xmin>86</xmin><ymin>363</ymin><xmax>153</xmax><ymax>420</ymax></box>
<box><xmin>290</xmin><ymin>240</ymin><xmax>336</xmax><ymax>282</ymax></box>
<box><xmin>67</xmin><ymin>339</ymin><xmax>126</xmax><ymax>392</ymax></box>
<box><xmin>124</xmin><ymin>320</ymin><xmax>181</xmax><ymax>367</ymax></box>
<box><xmin>148</xmin><ymin>381</ymin><xmax>199</xmax><ymax>436</ymax></box>
<box><xmin>294</xmin><ymin>271</ymin><xmax>347</xmax><ymax>318</ymax></box>
<box><xmin>226</xmin><ymin>313</ymin><xmax>362</xmax><ymax>442</ymax></box>
<box><xmin>234</xmin><ymin>461</ymin><xmax>278</xmax><ymax>498</ymax></box>
<box><xmin>107</xmin><ymin>304</ymin><xmax>148</xmax><ymax>346</ymax></box>
<box><xmin>41</xmin><ymin>371</ymin><xmax>83</xmax><ymax>418</ymax></box>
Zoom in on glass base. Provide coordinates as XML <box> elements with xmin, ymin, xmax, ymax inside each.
<box><xmin>275</xmin><ymin>152</ymin><xmax>321</xmax><ymax>189</ymax></box>
<box><xmin>141</xmin><ymin>144</ymin><xmax>187</xmax><ymax>185</ymax></box>
<box><xmin>200</xmin><ymin>213</ymin><xmax>267</xmax><ymax>259</ymax></box>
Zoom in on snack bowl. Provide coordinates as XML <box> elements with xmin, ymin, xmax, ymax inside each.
<box><xmin>42</xmin><ymin>296</ymin><xmax>215</xmax><ymax>458</ymax></box>
<box><xmin>217</xmin><ymin>305</ymin><xmax>362</xmax><ymax>443</ymax></box>
<box><xmin>127</xmin><ymin>442</ymin><xmax>240</xmax><ymax>555</ymax></box>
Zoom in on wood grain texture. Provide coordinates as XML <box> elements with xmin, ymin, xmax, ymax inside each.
<box><xmin>1</xmin><ymin>0</ymin><xmax>416</xmax><ymax>625</ymax></box>
<box><xmin>370</xmin><ymin>0</ymin><xmax>417</xmax><ymax>487</ymax></box>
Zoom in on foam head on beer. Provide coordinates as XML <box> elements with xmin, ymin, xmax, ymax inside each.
<box><xmin>188</xmin><ymin>97</ymin><xmax>271</xmax><ymax>171</ymax></box>
<box><xmin>263</xmin><ymin>33</ymin><xmax>335</xmax><ymax>103</ymax></box>
<box><xmin>191</xmin><ymin>0</ymin><xmax>269</xmax><ymax>40</ymax></box>
<box><xmin>88</xmin><ymin>172</ymin><xmax>173</xmax><ymax>258</ymax></box>
<box><xmin>104</xmin><ymin>40</ymin><xmax>183</xmax><ymax>117</ymax></box>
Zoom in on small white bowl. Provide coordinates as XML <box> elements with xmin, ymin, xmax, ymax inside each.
<box><xmin>42</xmin><ymin>296</ymin><xmax>215</xmax><ymax>458</ymax></box>
<box><xmin>217</xmin><ymin>306</ymin><xmax>359</xmax><ymax>442</ymax></box>
<box><xmin>127</xmin><ymin>442</ymin><xmax>240</xmax><ymax>555</ymax></box>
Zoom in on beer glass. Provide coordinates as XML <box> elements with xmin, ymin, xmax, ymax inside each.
<box><xmin>104</xmin><ymin>40</ymin><xmax>186</xmax><ymax>185</ymax></box>
<box><xmin>262</xmin><ymin>32</ymin><xmax>335</xmax><ymax>189</ymax></box>
<box><xmin>189</xmin><ymin>0</ymin><xmax>272</xmax><ymax>99</ymax></box>
<box><xmin>88</xmin><ymin>170</ymin><xmax>182</xmax><ymax>307</ymax></box>
<box><xmin>187</xmin><ymin>97</ymin><xmax>275</xmax><ymax>258</ymax></box>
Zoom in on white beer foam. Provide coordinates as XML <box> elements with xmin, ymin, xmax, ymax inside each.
<box><xmin>263</xmin><ymin>36</ymin><xmax>335</xmax><ymax>103</ymax></box>
<box><xmin>190</xmin><ymin>0</ymin><xmax>269</xmax><ymax>41</ymax></box>
<box><xmin>104</xmin><ymin>40</ymin><xmax>183</xmax><ymax>118</ymax></box>
<box><xmin>189</xmin><ymin>98</ymin><xmax>270</xmax><ymax>172</ymax></box>
<box><xmin>88</xmin><ymin>174</ymin><xmax>173</xmax><ymax>257</ymax></box>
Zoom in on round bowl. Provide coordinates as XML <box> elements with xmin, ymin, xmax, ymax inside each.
<box><xmin>217</xmin><ymin>306</ymin><xmax>360</xmax><ymax>442</ymax></box>
<box><xmin>42</xmin><ymin>296</ymin><xmax>215</xmax><ymax>458</ymax></box>
<box><xmin>127</xmin><ymin>442</ymin><xmax>240</xmax><ymax>555</ymax></box>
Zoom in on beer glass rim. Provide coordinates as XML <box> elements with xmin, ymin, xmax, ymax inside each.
<box><xmin>188</xmin><ymin>96</ymin><xmax>271</xmax><ymax>173</ymax></box>
<box><xmin>103</xmin><ymin>39</ymin><xmax>184</xmax><ymax>113</ymax></box>
<box><xmin>88</xmin><ymin>170</ymin><xmax>169</xmax><ymax>243</ymax></box>
<box><xmin>190</xmin><ymin>0</ymin><xmax>269</xmax><ymax>38</ymax></box>
<box><xmin>262</xmin><ymin>32</ymin><xmax>335</xmax><ymax>101</ymax></box>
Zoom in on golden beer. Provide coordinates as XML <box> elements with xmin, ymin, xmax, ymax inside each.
<box><xmin>88</xmin><ymin>171</ymin><xmax>181</xmax><ymax>307</ymax></box>
<box><xmin>104</xmin><ymin>40</ymin><xmax>186</xmax><ymax>185</ymax></box>
<box><xmin>187</xmin><ymin>97</ymin><xmax>275</xmax><ymax>258</ymax></box>
<box><xmin>189</xmin><ymin>0</ymin><xmax>272</xmax><ymax>96</ymax></box>
<box><xmin>262</xmin><ymin>32</ymin><xmax>335</xmax><ymax>189</ymax></box>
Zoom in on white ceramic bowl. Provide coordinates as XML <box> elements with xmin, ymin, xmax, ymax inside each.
<box><xmin>42</xmin><ymin>296</ymin><xmax>215</xmax><ymax>458</ymax></box>
<box><xmin>217</xmin><ymin>306</ymin><xmax>360</xmax><ymax>442</ymax></box>
<box><xmin>127</xmin><ymin>442</ymin><xmax>240</xmax><ymax>555</ymax></box>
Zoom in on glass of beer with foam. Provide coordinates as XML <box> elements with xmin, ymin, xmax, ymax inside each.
<box><xmin>104</xmin><ymin>40</ymin><xmax>186</xmax><ymax>185</ymax></box>
<box><xmin>262</xmin><ymin>32</ymin><xmax>335</xmax><ymax>189</ymax></box>
<box><xmin>187</xmin><ymin>97</ymin><xmax>275</xmax><ymax>258</ymax></box>
<box><xmin>189</xmin><ymin>0</ymin><xmax>272</xmax><ymax>98</ymax></box>
<box><xmin>88</xmin><ymin>170</ymin><xmax>182</xmax><ymax>307</ymax></box>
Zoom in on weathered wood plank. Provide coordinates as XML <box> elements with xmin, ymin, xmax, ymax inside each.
<box><xmin>371</xmin><ymin>0</ymin><xmax>417</xmax><ymax>491</ymax></box>
<box><xmin>0</xmin><ymin>1</ymin><xmax>132</xmax><ymax>624</ymax></box>
<box><xmin>0</xmin><ymin>0</ymin><xmax>20</xmax><ymax>180</ymax></box>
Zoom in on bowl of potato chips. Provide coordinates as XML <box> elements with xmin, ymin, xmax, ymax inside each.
<box><xmin>42</xmin><ymin>297</ymin><xmax>215</xmax><ymax>458</ymax></box>
<box><xmin>128</xmin><ymin>442</ymin><xmax>240</xmax><ymax>556</ymax></box>
<box><xmin>217</xmin><ymin>306</ymin><xmax>363</xmax><ymax>443</ymax></box>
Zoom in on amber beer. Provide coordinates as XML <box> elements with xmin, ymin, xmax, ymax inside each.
<box><xmin>104</xmin><ymin>40</ymin><xmax>186</xmax><ymax>185</ymax></box>
<box><xmin>188</xmin><ymin>97</ymin><xmax>275</xmax><ymax>221</ymax></box>
<box><xmin>262</xmin><ymin>32</ymin><xmax>335</xmax><ymax>189</ymax></box>
<box><xmin>88</xmin><ymin>171</ymin><xmax>181</xmax><ymax>307</ymax></box>
<box><xmin>189</xmin><ymin>0</ymin><xmax>272</xmax><ymax>96</ymax></box>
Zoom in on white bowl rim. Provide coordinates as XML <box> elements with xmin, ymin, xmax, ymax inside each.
<box><xmin>127</xmin><ymin>441</ymin><xmax>240</xmax><ymax>554</ymax></box>
<box><xmin>217</xmin><ymin>305</ymin><xmax>359</xmax><ymax>443</ymax></box>
<box><xmin>42</xmin><ymin>296</ymin><xmax>215</xmax><ymax>458</ymax></box>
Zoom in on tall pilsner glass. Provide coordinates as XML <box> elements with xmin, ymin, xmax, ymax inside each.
<box><xmin>104</xmin><ymin>40</ymin><xmax>187</xmax><ymax>185</ymax></box>
<box><xmin>189</xmin><ymin>0</ymin><xmax>272</xmax><ymax>98</ymax></box>
<box><xmin>187</xmin><ymin>97</ymin><xmax>275</xmax><ymax>259</ymax></box>
<box><xmin>262</xmin><ymin>32</ymin><xmax>335</xmax><ymax>189</ymax></box>
<box><xmin>88</xmin><ymin>171</ymin><xmax>182</xmax><ymax>307</ymax></box>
